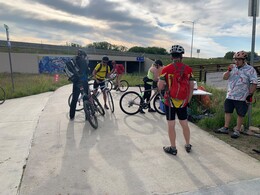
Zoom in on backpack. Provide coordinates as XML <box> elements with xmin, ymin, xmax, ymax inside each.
<box><xmin>169</xmin><ymin>62</ymin><xmax>190</xmax><ymax>100</ymax></box>
<box><xmin>63</xmin><ymin>58</ymin><xmax>80</xmax><ymax>83</ymax></box>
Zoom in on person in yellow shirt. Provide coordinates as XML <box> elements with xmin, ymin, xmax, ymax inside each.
<box><xmin>92</xmin><ymin>56</ymin><xmax>111</xmax><ymax>109</ymax></box>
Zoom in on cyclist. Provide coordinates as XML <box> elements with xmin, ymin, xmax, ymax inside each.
<box><xmin>158</xmin><ymin>45</ymin><xmax>194</xmax><ymax>155</ymax></box>
<box><xmin>69</xmin><ymin>49</ymin><xmax>90</xmax><ymax>120</ymax></box>
<box><xmin>140</xmin><ymin>59</ymin><xmax>163</xmax><ymax>114</ymax></box>
<box><xmin>111</xmin><ymin>60</ymin><xmax>125</xmax><ymax>91</ymax></box>
<box><xmin>92</xmin><ymin>56</ymin><xmax>111</xmax><ymax>109</ymax></box>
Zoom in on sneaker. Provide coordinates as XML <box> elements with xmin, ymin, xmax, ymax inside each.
<box><xmin>185</xmin><ymin>144</ymin><xmax>192</xmax><ymax>153</ymax></box>
<box><xmin>163</xmin><ymin>146</ymin><xmax>177</xmax><ymax>155</ymax></box>
<box><xmin>231</xmin><ymin>130</ymin><xmax>240</xmax><ymax>139</ymax></box>
<box><xmin>214</xmin><ymin>127</ymin><xmax>229</xmax><ymax>134</ymax></box>
<box><xmin>148</xmin><ymin>108</ymin><xmax>156</xmax><ymax>112</ymax></box>
<box><xmin>104</xmin><ymin>104</ymin><xmax>109</xmax><ymax>110</ymax></box>
<box><xmin>139</xmin><ymin>109</ymin><xmax>145</xmax><ymax>114</ymax></box>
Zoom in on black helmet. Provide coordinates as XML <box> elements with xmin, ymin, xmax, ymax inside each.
<box><xmin>77</xmin><ymin>49</ymin><xmax>87</xmax><ymax>57</ymax></box>
<box><xmin>170</xmin><ymin>45</ymin><xmax>185</xmax><ymax>54</ymax></box>
<box><xmin>102</xmin><ymin>56</ymin><xmax>109</xmax><ymax>62</ymax></box>
<box><xmin>154</xmin><ymin>59</ymin><xmax>163</xmax><ymax>66</ymax></box>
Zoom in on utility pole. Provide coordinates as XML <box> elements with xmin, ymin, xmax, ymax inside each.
<box><xmin>248</xmin><ymin>0</ymin><xmax>259</xmax><ymax>128</ymax></box>
<box><xmin>4</xmin><ymin>24</ymin><xmax>15</xmax><ymax>92</ymax></box>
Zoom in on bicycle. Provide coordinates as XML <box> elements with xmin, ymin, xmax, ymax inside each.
<box><xmin>77</xmin><ymin>84</ymin><xmax>98</xmax><ymax>129</ymax></box>
<box><xmin>0</xmin><ymin>86</ymin><xmax>6</xmax><ymax>105</ymax></box>
<box><xmin>68</xmin><ymin>81</ymin><xmax>105</xmax><ymax>116</ymax></box>
<box><xmin>106</xmin><ymin>73</ymin><xmax>129</xmax><ymax>92</ymax></box>
<box><xmin>119</xmin><ymin>84</ymin><xmax>165</xmax><ymax>115</ymax></box>
<box><xmin>92</xmin><ymin>78</ymin><xmax>115</xmax><ymax>113</ymax></box>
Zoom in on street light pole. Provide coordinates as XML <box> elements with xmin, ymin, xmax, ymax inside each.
<box><xmin>182</xmin><ymin>21</ymin><xmax>195</xmax><ymax>58</ymax></box>
<box><xmin>4</xmin><ymin>24</ymin><xmax>15</xmax><ymax>92</ymax></box>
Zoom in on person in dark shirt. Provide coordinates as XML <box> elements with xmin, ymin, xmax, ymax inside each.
<box><xmin>69</xmin><ymin>49</ymin><xmax>90</xmax><ymax>120</ymax></box>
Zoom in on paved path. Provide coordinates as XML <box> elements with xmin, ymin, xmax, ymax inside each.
<box><xmin>0</xmin><ymin>85</ymin><xmax>260</xmax><ymax>195</ymax></box>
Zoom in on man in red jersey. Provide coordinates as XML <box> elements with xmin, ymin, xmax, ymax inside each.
<box><xmin>158</xmin><ymin>45</ymin><xmax>195</xmax><ymax>155</ymax></box>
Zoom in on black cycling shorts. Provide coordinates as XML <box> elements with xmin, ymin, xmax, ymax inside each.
<box><xmin>93</xmin><ymin>79</ymin><xmax>105</xmax><ymax>91</ymax></box>
<box><xmin>165</xmin><ymin>105</ymin><xmax>187</xmax><ymax>121</ymax></box>
<box><xmin>224</xmin><ymin>99</ymin><xmax>248</xmax><ymax>117</ymax></box>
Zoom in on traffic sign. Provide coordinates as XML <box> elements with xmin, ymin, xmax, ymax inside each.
<box><xmin>136</xmin><ymin>56</ymin><xmax>144</xmax><ymax>62</ymax></box>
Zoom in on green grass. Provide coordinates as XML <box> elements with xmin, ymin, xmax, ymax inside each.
<box><xmin>0</xmin><ymin>73</ymin><xmax>70</xmax><ymax>99</ymax></box>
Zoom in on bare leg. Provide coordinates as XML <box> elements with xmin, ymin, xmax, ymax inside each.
<box><xmin>236</xmin><ymin>115</ymin><xmax>244</xmax><ymax>131</ymax></box>
<box><xmin>179</xmin><ymin>119</ymin><xmax>190</xmax><ymax>145</ymax></box>
<box><xmin>224</xmin><ymin>113</ymin><xmax>231</xmax><ymax>128</ymax></box>
<box><xmin>167</xmin><ymin>120</ymin><xmax>176</xmax><ymax>147</ymax></box>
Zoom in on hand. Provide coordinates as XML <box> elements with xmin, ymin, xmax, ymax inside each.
<box><xmin>228</xmin><ymin>65</ymin><xmax>233</xmax><ymax>72</ymax></box>
<box><xmin>246</xmin><ymin>94</ymin><xmax>253</xmax><ymax>103</ymax></box>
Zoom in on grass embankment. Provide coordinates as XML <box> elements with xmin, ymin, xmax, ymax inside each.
<box><xmin>1</xmin><ymin>73</ymin><xmax>259</xmax><ymax>161</ymax></box>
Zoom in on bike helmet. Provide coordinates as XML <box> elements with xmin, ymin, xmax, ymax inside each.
<box><xmin>170</xmin><ymin>45</ymin><xmax>185</xmax><ymax>54</ymax></box>
<box><xmin>77</xmin><ymin>49</ymin><xmax>87</xmax><ymax>58</ymax></box>
<box><xmin>233</xmin><ymin>51</ymin><xmax>248</xmax><ymax>59</ymax></box>
<box><xmin>102</xmin><ymin>56</ymin><xmax>109</xmax><ymax>62</ymax></box>
<box><xmin>154</xmin><ymin>59</ymin><xmax>163</xmax><ymax>66</ymax></box>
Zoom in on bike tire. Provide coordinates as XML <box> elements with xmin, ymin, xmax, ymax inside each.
<box><xmin>0</xmin><ymin>87</ymin><xmax>6</xmax><ymax>105</ymax></box>
<box><xmin>92</xmin><ymin>94</ymin><xmax>105</xmax><ymax>116</ymax></box>
<box><xmin>153</xmin><ymin>93</ymin><xmax>166</xmax><ymax>115</ymax></box>
<box><xmin>118</xmin><ymin>80</ymin><xmax>129</xmax><ymax>92</ymax></box>
<box><xmin>68</xmin><ymin>93</ymin><xmax>84</xmax><ymax>111</ymax></box>
<box><xmin>84</xmin><ymin>101</ymin><xmax>98</xmax><ymax>129</ymax></box>
<box><xmin>106</xmin><ymin>90</ymin><xmax>114</xmax><ymax>113</ymax></box>
<box><xmin>119</xmin><ymin>91</ymin><xmax>142</xmax><ymax>115</ymax></box>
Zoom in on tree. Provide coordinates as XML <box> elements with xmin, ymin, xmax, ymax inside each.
<box><xmin>128</xmin><ymin>46</ymin><xmax>146</xmax><ymax>53</ymax></box>
<box><xmin>224</xmin><ymin>51</ymin><xmax>235</xmax><ymax>59</ymax></box>
<box><xmin>128</xmin><ymin>46</ymin><xmax>167</xmax><ymax>55</ymax></box>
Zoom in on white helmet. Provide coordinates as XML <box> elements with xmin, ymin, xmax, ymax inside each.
<box><xmin>170</xmin><ymin>45</ymin><xmax>185</xmax><ymax>54</ymax></box>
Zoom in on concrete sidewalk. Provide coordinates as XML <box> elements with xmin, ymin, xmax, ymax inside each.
<box><xmin>1</xmin><ymin>85</ymin><xmax>260</xmax><ymax>195</ymax></box>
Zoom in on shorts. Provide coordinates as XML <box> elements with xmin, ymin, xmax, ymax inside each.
<box><xmin>165</xmin><ymin>104</ymin><xmax>187</xmax><ymax>121</ymax></box>
<box><xmin>93</xmin><ymin>79</ymin><xmax>105</xmax><ymax>91</ymax></box>
<box><xmin>224</xmin><ymin>99</ymin><xmax>248</xmax><ymax>117</ymax></box>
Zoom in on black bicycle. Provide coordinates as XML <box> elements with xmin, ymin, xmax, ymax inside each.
<box><xmin>0</xmin><ymin>86</ymin><xmax>6</xmax><ymax>105</ymax></box>
<box><xmin>119</xmin><ymin>84</ymin><xmax>165</xmax><ymax>115</ymax></box>
<box><xmin>78</xmin><ymin>85</ymin><xmax>98</xmax><ymax>129</ymax></box>
<box><xmin>68</xmin><ymin>81</ymin><xmax>105</xmax><ymax>116</ymax></box>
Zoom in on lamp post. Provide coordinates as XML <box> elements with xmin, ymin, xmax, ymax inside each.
<box><xmin>182</xmin><ymin>21</ymin><xmax>195</xmax><ymax>58</ymax></box>
<box><xmin>4</xmin><ymin>24</ymin><xmax>15</xmax><ymax>92</ymax></box>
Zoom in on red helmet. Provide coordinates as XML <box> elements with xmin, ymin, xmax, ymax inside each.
<box><xmin>233</xmin><ymin>51</ymin><xmax>248</xmax><ymax>59</ymax></box>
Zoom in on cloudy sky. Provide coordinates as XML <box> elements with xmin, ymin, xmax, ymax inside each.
<box><xmin>0</xmin><ymin>0</ymin><xmax>259</xmax><ymax>58</ymax></box>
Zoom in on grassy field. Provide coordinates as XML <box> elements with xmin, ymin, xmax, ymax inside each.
<box><xmin>0</xmin><ymin>72</ymin><xmax>259</xmax><ymax>161</ymax></box>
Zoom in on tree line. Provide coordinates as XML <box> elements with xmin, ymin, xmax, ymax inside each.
<box><xmin>70</xmin><ymin>41</ymin><xmax>168</xmax><ymax>55</ymax></box>
<box><xmin>71</xmin><ymin>41</ymin><xmax>259</xmax><ymax>59</ymax></box>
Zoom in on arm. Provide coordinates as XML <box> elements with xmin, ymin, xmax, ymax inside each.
<box><xmin>223</xmin><ymin>64</ymin><xmax>234</xmax><ymax>80</ymax></box>
<box><xmin>188</xmin><ymin>80</ymin><xmax>195</xmax><ymax>103</ymax></box>
<box><xmin>158</xmin><ymin>73</ymin><xmax>167</xmax><ymax>91</ymax></box>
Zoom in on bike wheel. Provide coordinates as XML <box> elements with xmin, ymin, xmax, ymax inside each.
<box><xmin>84</xmin><ymin>101</ymin><xmax>98</xmax><ymax>129</ymax></box>
<box><xmin>68</xmin><ymin>93</ymin><xmax>84</xmax><ymax>111</ymax></box>
<box><xmin>119</xmin><ymin>91</ymin><xmax>142</xmax><ymax>115</ymax></box>
<box><xmin>153</xmin><ymin>93</ymin><xmax>166</xmax><ymax>115</ymax></box>
<box><xmin>118</xmin><ymin>80</ymin><xmax>129</xmax><ymax>92</ymax></box>
<box><xmin>0</xmin><ymin>87</ymin><xmax>6</xmax><ymax>105</ymax></box>
<box><xmin>106</xmin><ymin>90</ymin><xmax>114</xmax><ymax>113</ymax></box>
<box><xmin>92</xmin><ymin>94</ymin><xmax>105</xmax><ymax>116</ymax></box>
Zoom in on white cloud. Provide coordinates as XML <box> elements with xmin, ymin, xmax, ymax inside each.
<box><xmin>0</xmin><ymin>0</ymin><xmax>259</xmax><ymax>58</ymax></box>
